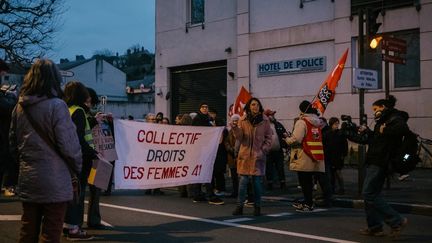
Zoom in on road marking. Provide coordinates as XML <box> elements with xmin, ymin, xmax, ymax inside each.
<box><xmin>223</xmin><ymin>217</ymin><xmax>253</xmax><ymax>223</ymax></box>
<box><xmin>267</xmin><ymin>212</ymin><xmax>293</xmax><ymax>217</ymax></box>
<box><xmin>99</xmin><ymin>202</ymin><xmax>359</xmax><ymax>243</ymax></box>
<box><xmin>0</xmin><ymin>215</ymin><xmax>20</xmax><ymax>221</ymax></box>
<box><xmin>83</xmin><ymin>214</ymin><xmax>113</xmax><ymax>227</ymax></box>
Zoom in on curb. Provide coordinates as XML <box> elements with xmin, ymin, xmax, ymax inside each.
<box><xmin>261</xmin><ymin>196</ymin><xmax>432</xmax><ymax>216</ymax></box>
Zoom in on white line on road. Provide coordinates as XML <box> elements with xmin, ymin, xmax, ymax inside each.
<box><xmin>99</xmin><ymin>202</ymin><xmax>359</xmax><ymax>243</ymax></box>
<box><xmin>0</xmin><ymin>215</ymin><xmax>21</xmax><ymax>221</ymax></box>
<box><xmin>267</xmin><ymin>212</ymin><xmax>293</xmax><ymax>217</ymax></box>
<box><xmin>223</xmin><ymin>217</ymin><xmax>253</xmax><ymax>223</ymax></box>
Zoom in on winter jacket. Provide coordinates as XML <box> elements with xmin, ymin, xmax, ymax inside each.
<box><xmin>192</xmin><ymin>112</ymin><xmax>212</xmax><ymax>127</ymax></box>
<box><xmin>285</xmin><ymin>113</ymin><xmax>325</xmax><ymax>172</ymax></box>
<box><xmin>233</xmin><ymin>114</ymin><xmax>272</xmax><ymax>176</ymax></box>
<box><xmin>348</xmin><ymin>108</ymin><xmax>408</xmax><ymax>169</ymax></box>
<box><xmin>322</xmin><ymin>128</ymin><xmax>348</xmax><ymax>169</ymax></box>
<box><xmin>9</xmin><ymin>95</ymin><xmax>82</xmax><ymax>203</ymax></box>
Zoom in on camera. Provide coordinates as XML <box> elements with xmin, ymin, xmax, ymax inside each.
<box><xmin>340</xmin><ymin>114</ymin><xmax>357</xmax><ymax>131</ymax></box>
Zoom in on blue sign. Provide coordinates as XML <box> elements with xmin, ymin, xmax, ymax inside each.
<box><xmin>257</xmin><ymin>56</ymin><xmax>326</xmax><ymax>77</ymax></box>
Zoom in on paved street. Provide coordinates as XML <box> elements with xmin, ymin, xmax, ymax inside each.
<box><xmin>1</xmin><ymin>186</ymin><xmax>431</xmax><ymax>243</ymax></box>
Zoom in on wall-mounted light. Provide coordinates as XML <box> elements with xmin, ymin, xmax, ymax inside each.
<box><xmin>225</xmin><ymin>47</ymin><xmax>232</xmax><ymax>53</ymax></box>
<box><xmin>228</xmin><ymin>72</ymin><xmax>235</xmax><ymax>79</ymax></box>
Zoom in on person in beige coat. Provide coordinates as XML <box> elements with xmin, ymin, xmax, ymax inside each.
<box><xmin>285</xmin><ymin>100</ymin><xmax>325</xmax><ymax>212</ymax></box>
<box><xmin>232</xmin><ymin>97</ymin><xmax>272</xmax><ymax>216</ymax></box>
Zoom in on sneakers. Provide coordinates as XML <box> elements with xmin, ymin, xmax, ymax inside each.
<box><xmin>359</xmin><ymin>227</ymin><xmax>385</xmax><ymax>237</ymax></box>
<box><xmin>294</xmin><ymin>203</ymin><xmax>314</xmax><ymax>212</ymax></box>
<box><xmin>64</xmin><ymin>228</ymin><xmax>94</xmax><ymax>241</ymax></box>
<box><xmin>389</xmin><ymin>217</ymin><xmax>408</xmax><ymax>238</ymax></box>
<box><xmin>398</xmin><ymin>174</ymin><xmax>410</xmax><ymax>181</ymax></box>
<box><xmin>244</xmin><ymin>199</ymin><xmax>254</xmax><ymax>208</ymax></box>
<box><xmin>3</xmin><ymin>187</ymin><xmax>15</xmax><ymax>197</ymax></box>
<box><xmin>214</xmin><ymin>190</ymin><xmax>226</xmax><ymax>197</ymax></box>
<box><xmin>208</xmin><ymin>197</ymin><xmax>224</xmax><ymax>205</ymax></box>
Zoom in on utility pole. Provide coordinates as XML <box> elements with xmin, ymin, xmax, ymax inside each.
<box><xmin>357</xmin><ymin>8</ymin><xmax>366</xmax><ymax>195</ymax></box>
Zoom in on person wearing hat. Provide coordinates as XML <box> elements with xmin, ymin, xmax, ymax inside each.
<box><xmin>263</xmin><ymin>109</ymin><xmax>289</xmax><ymax>190</ymax></box>
<box><xmin>284</xmin><ymin>100</ymin><xmax>325</xmax><ymax>212</ymax></box>
<box><xmin>191</xmin><ymin>102</ymin><xmax>224</xmax><ymax>205</ymax></box>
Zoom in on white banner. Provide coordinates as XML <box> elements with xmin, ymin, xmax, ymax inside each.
<box><xmin>114</xmin><ymin>119</ymin><xmax>224</xmax><ymax>189</ymax></box>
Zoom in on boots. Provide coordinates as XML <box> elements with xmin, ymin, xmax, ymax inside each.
<box><xmin>253</xmin><ymin>206</ymin><xmax>261</xmax><ymax>216</ymax></box>
<box><xmin>232</xmin><ymin>205</ymin><xmax>243</xmax><ymax>216</ymax></box>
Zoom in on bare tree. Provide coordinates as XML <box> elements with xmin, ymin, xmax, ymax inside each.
<box><xmin>0</xmin><ymin>0</ymin><xmax>65</xmax><ymax>64</ymax></box>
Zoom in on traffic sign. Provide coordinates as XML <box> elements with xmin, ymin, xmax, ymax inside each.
<box><xmin>382</xmin><ymin>54</ymin><xmax>406</xmax><ymax>65</ymax></box>
<box><xmin>382</xmin><ymin>37</ymin><xmax>407</xmax><ymax>54</ymax></box>
<box><xmin>59</xmin><ymin>70</ymin><xmax>74</xmax><ymax>77</ymax></box>
<box><xmin>353</xmin><ymin>68</ymin><xmax>378</xmax><ymax>89</ymax></box>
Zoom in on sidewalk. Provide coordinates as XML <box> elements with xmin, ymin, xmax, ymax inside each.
<box><xmin>261</xmin><ymin>167</ymin><xmax>432</xmax><ymax>216</ymax></box>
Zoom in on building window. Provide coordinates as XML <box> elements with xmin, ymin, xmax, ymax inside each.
<box><xmin>393</xmin><ymin>29</ymin><xmax>420</xmax><ymax>88</ymax></box>
<box><xmin>190</xmin><ymin>0</ymin><xmax>204</xmax><ymax>25</ymax></box>
<box><xmin>352</xmin><ymin>29</ymin><xmax>420</xmax><ymax>91</ymax></box>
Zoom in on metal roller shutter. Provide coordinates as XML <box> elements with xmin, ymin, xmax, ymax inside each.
<box><xmin>171</xmin><ymin>61</ymin><xmax>227</xmax><ymax>124</ymax></box>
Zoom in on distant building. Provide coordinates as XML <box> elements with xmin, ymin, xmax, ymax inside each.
<box><xmin>59</xmin><ymin>57</ymin><xmax>153</xmax><ymax>118</ymax></box>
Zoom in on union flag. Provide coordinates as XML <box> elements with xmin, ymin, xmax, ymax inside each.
<box><xmin>312</xmin><ymin>49</ymin><xmax>349</xmax><ymax>114</ymax></box>
<box><xmin>231</xmin><ymin>86</ymin><xmax>252</xmax><ymax>116</ymax></box>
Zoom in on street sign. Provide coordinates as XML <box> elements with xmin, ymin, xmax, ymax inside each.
<box><xmin>382</xmin><ymin>37</ymin><xmax>407</xmax><ymax>54</ymax></box>
<box><xmin>382</xmin><ymin>54</ymin><xmax>406</xmax><ymax>65</ymax></box>
<box><xmin>353</xmin><ymin>68</ymin><xmax>378</xmax><ymax>89</ymax></box>
<box><xmin>59</xmin><ymin>70</ymin><xmax>74</xmax><ymax>77</ymax></box>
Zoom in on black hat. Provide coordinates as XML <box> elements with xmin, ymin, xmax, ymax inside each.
<box><xmin>299</xmin><ymin>100</ymin><xmax>311</xmax><ymax>113</ymax></box>
<box><xmin>199</xmin><ymin>102</ymin><xmax>208</xmax><ymax>108</ymax></box>
<box><xmin>299</xmin><ymin>100</ymin><xmax>318</xmax><ymax>114</ymax></box>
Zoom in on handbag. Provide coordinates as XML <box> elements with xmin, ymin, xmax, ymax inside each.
<box><xmin>20</xmin><ymin>104</ymin><xmax>81</xmax><ymax>204</ymax></box>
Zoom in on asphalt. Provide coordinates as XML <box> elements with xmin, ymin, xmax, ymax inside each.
<box><xmin>259</xmin><ymin>166</ymin><xmax>432</xmax><ymax>216</ymax></box>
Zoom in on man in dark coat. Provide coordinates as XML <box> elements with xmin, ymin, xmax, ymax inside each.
<box><xmin>191</xmin><ymin>102</ymin><xmax>224</xmax><ymax>205</ymax></box>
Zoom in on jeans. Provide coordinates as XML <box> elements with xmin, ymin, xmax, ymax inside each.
<box><xmin>19</xmin><ymin>202</ymin><xmax>67</xmax><ymax>243</ymax></box>
<box><xmin>238</xmin><ymin>175</ymin><xmax>263</xmax><ymax>207</ymax></box>
<box><xmin>362</xmin><ymin>164</ymin><xmax>403</xmax><ymax>229</ymax></box>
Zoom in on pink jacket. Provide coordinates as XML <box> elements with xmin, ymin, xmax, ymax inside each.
<box><xmin>233</xmin><ymin>114</ymin><xmax>272</xmax><ymax>176</ymax></box>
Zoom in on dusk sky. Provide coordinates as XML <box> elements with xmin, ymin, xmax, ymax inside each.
<box><xmin>50</xmin><ymin>0</ymin><xmax>155</xmax><ymax>62</ymax></box>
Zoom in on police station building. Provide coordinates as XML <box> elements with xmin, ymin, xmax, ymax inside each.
<box><xmin>155</xmin><ymin>0</ymin><xmax>432</xmax><ymax>138</ymax></box>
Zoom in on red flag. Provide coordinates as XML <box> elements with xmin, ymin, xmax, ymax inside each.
<box><xmin>232</xmin><ymin>86</ymin><xmax>252</xmax><ymax>115</ymax></box>
<box><xmin>312</xmin><ymin>49</ymin><xmax>349</xmax><ymax>114</ymax></box>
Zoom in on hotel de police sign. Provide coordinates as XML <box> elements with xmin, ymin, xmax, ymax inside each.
<box><xmin>257</xmin><ymin>56</ymin><xmax>326</xmax><ymax>77</ymax></box>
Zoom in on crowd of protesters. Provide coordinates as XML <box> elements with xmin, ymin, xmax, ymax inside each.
<box><xmin>0</xmin><ymin>58</ymin><xmax>410</xmax><ymax>241</ymax></box>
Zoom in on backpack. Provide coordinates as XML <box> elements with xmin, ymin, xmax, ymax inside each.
<box><xmin>392</xmin><ymin>129</ymin><xmax>421</xmax><ymax>174</ymax></box>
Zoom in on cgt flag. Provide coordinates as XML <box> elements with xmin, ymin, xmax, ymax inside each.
<box><xmin>232</xmin><ymin>86</ymin><xmax>252</xmax><ymax>115</ymax></box>
<box><xmin>312</xmin><ymin>49</ymin><xmax>349</xmax><ymax>114</ymax></box>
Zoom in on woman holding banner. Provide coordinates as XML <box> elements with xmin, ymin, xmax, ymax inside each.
<box><xmin>62</xmin><ymin>81</ymin><xmax>97</xmax><ymax>240</ymax></box>
<box><xmin>232</xmin><ymin>97</ymin><xmax>272</xmax><ymax>216</ymax></box>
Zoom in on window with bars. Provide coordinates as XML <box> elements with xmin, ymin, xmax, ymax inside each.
<box><xmin>190</xmin><ymin>0</ymin><xmax>204</xmax><ymax>25</ymax></box>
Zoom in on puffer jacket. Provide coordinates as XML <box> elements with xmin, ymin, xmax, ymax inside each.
<box><xmin>285</xmin><ymin>113</ymin><xmax>325</xmax><ymax>172</ymax></box>
<box><xmin>9</xmin><ymin>95</ymin><xmax>82</xmax><ymax>203</ymax></box>
<box><xmin>233</xmin><ymin>114</ymin><xmax>272</xmax><ymax>176</ymax></box>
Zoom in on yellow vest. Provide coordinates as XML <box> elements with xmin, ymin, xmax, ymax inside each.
<box><xmin>69</xmin><ymin>105</ymin><xmax>95</xmax><ymax>148</ymax></box>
